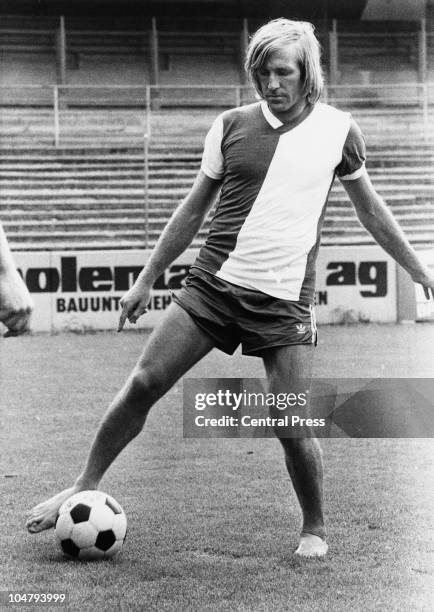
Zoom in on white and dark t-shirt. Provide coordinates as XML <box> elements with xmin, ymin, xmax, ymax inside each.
<box><xmin>193</xmin><ymin>101</ymin><xmax>366</xmax><ymax>303</ymax></box>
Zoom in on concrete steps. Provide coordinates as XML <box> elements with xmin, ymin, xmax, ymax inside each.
<box><xmin>4</xmin><ymin>184</ymin><xmax>433</xmax><ymax>200</ymax></box>
<box><xmin>1</xmin><ymin>172</ymin><xmax>433</xmax><ymax>186</ymax></box>
<box><xmin>4</xmin><ymin>211</ymin><xmax>433</xmax><ymax>234</ymax></box>
<box><xmin>2</xmin><ymin>199</ymin><xmax>428</xmax><ymax>216</ymax></box>
<box><xmin>1</xmin><ymin>143</ymin><xmax>433</xmax><ymax>250</ymax></box>
<box><xmin>6</xmin><ymin>228</ymin><xmax>433</xmax><ymax>251</ymax></box>
<box><xmin>2</xmin><ymin>165</ymin><xmax>434</xmax><ymax>179</ymax></box>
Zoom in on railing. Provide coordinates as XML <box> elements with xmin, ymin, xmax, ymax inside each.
<box><xmin>326</xmin><ymin>82</ymin><xmax>432</xmax><ymax>129</ymax></box>
<box><xmin>0</xmin><ymin>83</ymin><xmax>433</xmax><ymax>148</ymax></box>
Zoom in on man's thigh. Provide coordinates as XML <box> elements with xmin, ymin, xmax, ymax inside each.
<box><xmin>261</xmin><ymin>344</ymin><xmax>314</xmax><ymax>388</ymax></box>
<box><xmin>133</xmin><ymin>302</ymin><xmax>217</xmax><ymax>391</ymax></box>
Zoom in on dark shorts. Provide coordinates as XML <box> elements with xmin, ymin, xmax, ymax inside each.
<box><xmin>171</xmin><ymin>267</ymin><xmax>317</xmax><ymax>356</ymax></box>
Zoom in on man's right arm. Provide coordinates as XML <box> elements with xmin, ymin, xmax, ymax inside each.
<box><xmin>118</xmin><ymin>170</ymin><xmax>221</xmax><ymax>331</ymax></box>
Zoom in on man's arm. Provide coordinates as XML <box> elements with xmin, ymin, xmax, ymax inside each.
<box><xmin>118</xmin><ymin>170</ymin><xmax>221</xmax><ymax>331</ymax></box>
<box><xmin>0</xmin><ymin>223</ymin><xmax>34</xmax><ymax>336</ymax></box>
<box><xmin>342</xmin><ymin>171</ymin><xmax>434</xmax><ymax>299</ymax></box>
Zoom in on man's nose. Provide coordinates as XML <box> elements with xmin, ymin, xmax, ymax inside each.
<box><xmin>267</xmin><ymin>74</ymin><xmax>280</xmax><ymax>90</ymax></box>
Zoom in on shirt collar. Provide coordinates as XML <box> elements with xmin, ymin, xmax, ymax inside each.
<box><xmin>260</xmin><ymin>100</ymin><xmax>283</xmax><ymax>129</ymax></box>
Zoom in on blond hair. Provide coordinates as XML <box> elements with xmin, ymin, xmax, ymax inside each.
<box><xmin>245</xmin><ymin>19</ymin><xmax>324</xmax><ymax>104</ymax></box>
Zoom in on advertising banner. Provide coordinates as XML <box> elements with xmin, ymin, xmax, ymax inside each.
<box><xmin>314</xmin><ymin>246</ymin><xmax>396</xmax><ymax>324</ymax></box>
<box><xmin>13</xmin><ymin>246</ymin><xmax>398</xmax><ymax>332</ymax></box>
<box><xmin>13</xmin><ymin>250</ymin><xmax>196</xmax><ymax>332</ymax></box>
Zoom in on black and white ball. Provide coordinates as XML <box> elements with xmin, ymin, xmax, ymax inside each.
<box><xmin>55</xmin><ymin>491</ymin><xmax>127</xmax><ymax>560</ymax></box>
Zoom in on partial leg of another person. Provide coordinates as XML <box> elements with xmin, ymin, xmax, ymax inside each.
<box><xmin>261</xmin><ymin>344</ymin><xmax>328</xmax><ymax>557</ymax></box>
<box><xmin>26</xmin><ymin>303</ymin><xmax>216</xmax><ymax>533</ymax></box>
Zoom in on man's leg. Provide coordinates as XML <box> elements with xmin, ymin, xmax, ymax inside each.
<box><xmin>261</xmin><ymin>344</ymin><xmax>328</xmax><ymax>557</ymax></box>
<box><xmin>26</xmin><ymin>303</ymin><xmax>216</xmax><ymax>533</ymax></box>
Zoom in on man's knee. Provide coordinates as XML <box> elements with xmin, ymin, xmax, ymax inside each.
<box><xmin>277</xmin><ymin>435</ymin><xmax>322</xmax><ymax>457</ymax></box>
<box><xmin>127</xmin><ymin>363</ymin><xmax>168</xmax><ymax>408</ymax></box>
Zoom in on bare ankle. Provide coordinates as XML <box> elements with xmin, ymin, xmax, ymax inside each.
<box><xmin>74</xmin><ymin>476</ymin><xmax>97</xmax><ymax>491</ymax></box>
<box><xmin>302</xmin><ymin>526</ymin><xmax>327</xmax><ymax>540</ymax></box>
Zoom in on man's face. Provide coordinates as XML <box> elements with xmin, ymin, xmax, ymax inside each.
<box><xmin>256</xmin><ymin>45</ymin><xmax>306</xmax><ymax>119</ymax></box>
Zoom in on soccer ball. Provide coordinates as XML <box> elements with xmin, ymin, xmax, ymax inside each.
<box><xmin>54</xmin><ymin>490</ymin><xmax>127</xmax><ymax>560</ymax></box>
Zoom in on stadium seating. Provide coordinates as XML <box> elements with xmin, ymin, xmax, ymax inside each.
<box><xmin>0</xmin><ymin>15</ymin><xmax>433</xmax><ymax>252</ymax></box>
<box><xmin>337</xmin><ymin>21</ymin><xmax>419</xmax><ymax>74</ymax></box>
<box><xmin>1</xmin><ymin>16</ymin><xmax>432</xmax><ymax>90</ymax></box>
<box><xmin>1</xmin><ymin>137</ymin><xmax>433</xmax><ymax>251</ymax></box>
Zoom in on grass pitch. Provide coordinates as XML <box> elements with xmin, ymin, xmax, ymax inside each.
<box><xmin>1</xmin><ymin>323</ymin><xmax>434</xmax><ymax>611</ymax></box>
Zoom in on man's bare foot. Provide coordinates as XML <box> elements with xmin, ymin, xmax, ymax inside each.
<box><xmin>295</xmin><ymin>533</ymin><xmax>328</xmax><ymax>557</ymax></box>
<box><xmin>26</xmin><ymin>486</ymin><xmax>88</xmax><ymax>533</ymax></box>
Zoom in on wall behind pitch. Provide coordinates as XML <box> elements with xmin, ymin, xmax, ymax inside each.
<box><xmin>361</xmin><ymin>0</ymin><xmax>426</xmax><ymax>20</ymax></box>
<box><xmin>160</xmin><ymin>55</ymin><xmax>239</xmax><ymax>86</ymax></box>
<box><xmin>0</xmin><ymin>55</ymin><xmax>56</xmax><ymax>87</ymax></box>
<box><xmin>10</xmin><ymin>246</ymin><xmax>402</xmax><ymax>333</ymax></box>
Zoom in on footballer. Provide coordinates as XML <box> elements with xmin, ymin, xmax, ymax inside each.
<box><xmin>26</xmin><ymin>19</ymin><xmax>434</xmax><ymax>557</ymax></box>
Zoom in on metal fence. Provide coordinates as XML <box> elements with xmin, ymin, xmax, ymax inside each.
<box><xmin>0</xmin><ymin>83</ymin><xmax>433</xmax><ymax>147</ymax></box>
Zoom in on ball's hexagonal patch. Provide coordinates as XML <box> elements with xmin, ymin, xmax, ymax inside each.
<box><xmin>70</xmin><ymin>503</ymin><xmax>91</xmax><ymax>524</ymax></box>
<box><xmin>89</xmin><ymin>503</ymin><xmax>115</xmax><ymax>532</ymax></box>
<box><xmin>95</xmin><ymin>529</ymin><xmax>116</xmax><ymax>551</ymax></box>
<box><xmin>71</xmin><ymin>521</ymin><xmax>98</xmax><ymax>549</ymax></box>
<box><xmin>105</xmin><ymin>495</ymin><xmax>122</xmax><ymax>515</ymax></box>
<box><xmin>60</xmin><ymin>538</ymin><xmax>80</xmax><ymax>558</ymax></box>
<box><xmin>112</xmin><ymin>513</ymin><xmax>127</xmax><ymax>541</ymax></box>
<box><xmin>54</xmin><ymin>512</ymin><xmax>74</xmax><ymax>541</ymax></box>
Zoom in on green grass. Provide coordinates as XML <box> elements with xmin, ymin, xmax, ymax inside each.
<box><xmin>1</xmin><ymin>324</ymin><xmax>434</xmax><ymax>611</ymax></box>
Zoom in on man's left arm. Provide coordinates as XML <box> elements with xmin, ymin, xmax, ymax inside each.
<box><xmin>342</xmin><ymin>171</ymin><xmax>434</xmax><ymax>299</ymax></box>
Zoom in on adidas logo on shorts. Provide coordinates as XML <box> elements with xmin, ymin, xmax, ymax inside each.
<box><xmin>296</xmin><ymin>324</ymin><xmax>306</xmax><ymax>334</ymax></box>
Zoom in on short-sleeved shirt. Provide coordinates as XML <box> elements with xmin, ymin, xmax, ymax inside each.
<box><xmin>193</xmin><ymin>100</ymin><xmax>366</xmax><ymax>303</ymax></box>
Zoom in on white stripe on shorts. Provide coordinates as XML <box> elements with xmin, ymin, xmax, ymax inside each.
<box><xmin>309</xmin><ymin>304</ymin><xmax>317</xmax><ymax>344</ymax></box>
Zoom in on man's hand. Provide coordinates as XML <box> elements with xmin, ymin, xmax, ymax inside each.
<box><xmin>412</xmin><ymin>270</ymin><xmax>434</xmax><ymax>301</ymax></box>
<box><xmin>117</xmin><ymin>279</ymin><xmax>152</xmax><ymax>332</ymax></box>
<box><xmin>0</xmin><ymin>268</ymin><xmax>34</xmax><ymax>337</ymax></box>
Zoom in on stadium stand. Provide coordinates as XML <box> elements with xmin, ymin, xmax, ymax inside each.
<box><xmin>1</xmin><ymin>135</ymin><xmax>433</xmax><ymax>251</ymax></box>
<box><xmin>0</xmin><ymin>13</ymin><xmax>433</xmax><ymax>251</ymax></box>
<box><xmin>337</xmin><ymin>21</ymin><xmax>419</xmax><ymax>73</ymax></box>
<box><xmin>0</xmin><ymin>16</ymin><xmax>430</xmax><ymax>90</ymax></box>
